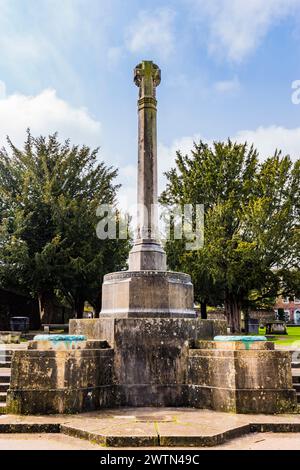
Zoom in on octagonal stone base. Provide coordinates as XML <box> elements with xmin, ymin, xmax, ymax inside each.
<box><xmin>100</xmin><ymin>270</ymin><xmax>195</xmax><ymax>318</ymax></box>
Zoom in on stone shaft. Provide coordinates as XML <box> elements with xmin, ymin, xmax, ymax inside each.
<box><xmin>128</xmin><ymin>60</ymin><xmax>166</xmax><ymax>271</ymax></box>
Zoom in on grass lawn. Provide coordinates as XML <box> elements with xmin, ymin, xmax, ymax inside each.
<box><xmin>258</xmin><ymin>326</ymin><xmax>300</xmax><ymax>347</ymax></box>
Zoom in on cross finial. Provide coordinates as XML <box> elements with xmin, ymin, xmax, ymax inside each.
<box><xmin>134</xmin><ymin>61</ymin><xmax>161</xmax><ymax>99</ymax></box>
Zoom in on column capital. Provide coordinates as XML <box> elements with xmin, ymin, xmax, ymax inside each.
<box><xmin>134</xmin><ymin>61</ymin><xmax>161</xmax><ymax>100</ymax></box>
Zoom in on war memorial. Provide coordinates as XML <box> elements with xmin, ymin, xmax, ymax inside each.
<box><xmin>1</xmin><ymin>62</ymin><xmax>299</xmax><ymax>448</ymax></box>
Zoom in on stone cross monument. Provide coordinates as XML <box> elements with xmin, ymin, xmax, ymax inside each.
<box><xmin>128</xmin><ymin>61</ymin><xmax>166</xmax><ymax>271</ymax></box>
<box><xmin>100</xmin><ymin>60</ymin><xmax>194</xmax><ymax>318</ymax></box>
<box><xmin>7</xmin><ymin>61</ymin><xmax>296</xmax><ymax>418</ymax></box>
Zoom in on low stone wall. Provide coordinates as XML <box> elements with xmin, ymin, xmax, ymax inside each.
<box><xmin>6</xmin><ymin>340</ymin><xmax>113</xmax><ymax>414</ymax></box>
<box><xmin>188</xmin><ymin>340</ymin><xmax>296</xmax><ymax>414</ymax></box>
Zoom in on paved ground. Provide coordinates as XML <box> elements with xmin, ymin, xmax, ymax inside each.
<box><xmin>213</xmin><ymin>432</ymin><xmax>300</xmax><ymax>450</ymax></box>
<box><xmin>0</xmin><ymin>433</ymin><xmax>100</xmax><ymax>450</ymax></box>
<box><xmin>1</xmin><ymin>408</ymin><xmax>300</xmax><ymax>448</ymax></box>
<box><xmin>0</xmin><ymin>432</ymin><xmax>300</xmax><ymax>450</ymax></box>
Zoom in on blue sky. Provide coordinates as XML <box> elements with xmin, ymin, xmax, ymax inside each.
<box><xmin>0</xmin><ymin>0</ymin><xmax>300</xmax><ymax>208</ymax></box>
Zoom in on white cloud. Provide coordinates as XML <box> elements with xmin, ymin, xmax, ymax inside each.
<box><xmin>234</xmin><ymin>125</ymin><xmax>300</xmax><ymax>160</ymax></box>
<box><xmin>126</xmin><ymin>8</ymin><xmax>176</xmax><ymax>59</ymax></box>
<box><xmin>214</xmin><ymin>76</ymin><xmax>240</xmax><ymax>93</ymax></box>
<box><xmin>158</xmin><ymin>135</ymin><xmax>202</xmax><ymax>195</ymax></box>
<box><xmin>191</xmin><ymin>0</ymin><xmax>299</xmax><ymax>61</ymax></box>
<box><xmin>0</xmin><ymin>85</ymin><xmax>101</xmax><ymax>149</ymax></box>
<box><xmin>156</xmin><ymin>125</ymin><xmax>300</xmax><ymax>197</ymax></box>
<box><xmin>0</xmin><ymin>80</ymin><xmax>6</xmax><ymax>99</ymax></box>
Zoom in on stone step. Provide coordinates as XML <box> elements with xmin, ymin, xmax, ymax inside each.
<box><xmin>0</xmin><ymin>362</ymin><xmax>11</xmax><ymax>368</ymax></box>
<box><xmin>0</xmin><ymin>392</ymin><xmax>7</xmax><ymax>403</ymax></box>
<box><xmin>0</xmin><ymin>372</ymin><xmax>11</xmax><ymax>383</ymax></box>
<box><xmin>292</xmin><ymin>362</ymin><xmax>300</xmax><ymax>368</ymax></box>
<box><xmin>0</xmin><ymin>353</ymin><xmax>12</xmax><ymax>359</ymax></box>
<box><xmin>0</xmin><ymin>383</ymin><xmax>9</xmax><ymax>392</ymax></box>
<box><xmin>0</xmin><ymin>359</ymin><xmax>12</xmax><ymax>365</ymax></box>
<box><xmin>0</xmin><ymin>403</ymin><xmax>6</xmax><ymax>414</ymax></box>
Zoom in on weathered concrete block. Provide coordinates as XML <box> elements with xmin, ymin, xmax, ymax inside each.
<box><xmin>70</xmin><ymin>318</ymin><xmax>227</xmax><ymax>408</ymax></box>
<box><xmin>6</xmin><ymin>344</ymin><xmax>114</xmax><ymax>414</ymax></box>
<box><xmin>188</xmin><ymin>342</ymin><xmax>297</xmax><ymax>414</ymax></box>
<box><xmin>69</xmin><ymin>317</ymin><xmax>227</xmax><ymax>344</ymax></box>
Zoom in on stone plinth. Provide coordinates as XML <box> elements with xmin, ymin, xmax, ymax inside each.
<box><xmin>188</xmin><ymin>340</ymin><xmax>297</xmax><ymax>414</ymax></box>
<box><xmin>70</xmin><ymin>318</ymin><xmax>227</xmax><ymax>407</ymax></box>
<box><xmin>128</xmin><ymin>240</ymin><xmax>166</xmax><ymax>271</ymax></box>
<box><xmin>100</xmin><ymin>271</ymin><xmax>195</xmax><ymax>318</ymax></box>
<box><xmin>8</xmin><ymin>322</ymin><xmax>297</xmax><ymax>415</ymax></box>
<box><xmin>6</xmin><ymin>340</ymin><xmax>113</xmax><ymax>414</ymax></box>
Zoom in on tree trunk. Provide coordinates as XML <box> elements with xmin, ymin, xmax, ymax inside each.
<box><xmin>38</xmin><ymin>290</ymin><xmax>56</xmax><ymax>325</ymax></box>
<box><xmin>224</xmin><ymin>292</ymin><xmax>241</xmax><ymax>333</ymax></box>
<box><xmin>93</xmin><ymin>294</ymin><xmax>102</xmax><ymax>318</ymax></box>
<box><xmin>74</xmin><ymin>295</ymin><xmax>85</xmax><ymax>319</ymax></box>
<box><xmin>244</xmin><ymin>306</ymin><xmax>250</xmax><ymax>334</ymax></box>
<box><xmin>200</xmin><ymin>301</ymin><xmax>207</xmax><ymax>319</ymax></box>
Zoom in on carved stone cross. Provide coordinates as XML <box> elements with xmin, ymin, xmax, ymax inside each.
<box><xmin>128</xmin><ymin>61</ymin><xmax>166</xmax><ymax>271</ymax></box>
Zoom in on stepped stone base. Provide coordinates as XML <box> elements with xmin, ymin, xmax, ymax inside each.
<box><xmin>70</xmin><ymin>318</ymin><xmax>226</xmax><ymax>408</ymax></box>
<box><xmin>6</xmin><ymin>319</ymin><xmax>297</xmax><ymax>415</ymax></box>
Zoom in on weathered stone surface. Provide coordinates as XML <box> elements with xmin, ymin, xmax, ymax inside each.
<box><xmin>7</xmin><ymin>58</ymin><xmax>297</xmax><ymax>417</ymax></box>
<box><xmin>6</xmin><ymin>345</ymin><xmax>114</xmax><ymax>414</ymax></box>
<box><xmin>101</xmin><ymin>271</ymin><xmax>194</xmax><ymax>318</ymax></box>
<box><xmin>195</xmin><ymin>339</ymin><xmax>274</xmax><ymax>350</ymax></box>
<box><xmin>3</xmin><ymin>408</ymin><xmax>300</xmax><ymax>447</ymax></box>
<box><xmin>128</xmin><ymin>241</ymin><xmax>166</xmax><ymax>272</ymax></box>
<box><xmin>8</xmin><ymin>318</ymin><xmax>295</xmax><ymax>415</ymax></box>
<box><xmin>70</xmin><ymin>318</ymin><xmax>226</xmax><ymax>408</ymax></box>
<box><xmin>99</xmin><ymin>61</ymin><xmax>196</xmax><ymax>321</ymax></box>
<box><xmin>128</xmin><ymin>60</ymin><xmax>166</xmax><ymax>271</ymax></box>
<box><xmin>188</xmin><ymin>345</ymin><xmax>297</xmax><ymax>413</ymax></box>
<box><xmin>69</xmin><ymin>318</ymin><xmax>227</xmax><ymax>343</ymax></box>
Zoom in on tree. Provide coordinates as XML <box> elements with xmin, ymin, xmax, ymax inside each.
<box><xmin>160</xmin><ymin>140</ymin><xmax>300</xmax><ymax>332</ymax></box>
<box><xmin>0</xmin><ymin>131</ymin><xmax>130</xmax><ymax>323</ymax></box>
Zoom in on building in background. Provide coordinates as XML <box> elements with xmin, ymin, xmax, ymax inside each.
<box><xmin>274</xmin><ymin>297</ymin><xmax>300</xmax><ymax>324</ymax></box>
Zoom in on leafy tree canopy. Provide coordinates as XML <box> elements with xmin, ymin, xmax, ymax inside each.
<box><xmin>0</xmin><ymin>131</ymin><xmax>130</xmax><ymax>323</ymax></box>
<box><xmin>160</xmin><ymin>140</ymin><xmax>300</xmax><ymax>331</ymax></box>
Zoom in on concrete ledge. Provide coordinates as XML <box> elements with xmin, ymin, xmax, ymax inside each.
<box><xmin>0</xmin><ymin>423</ymin><xmax>60</xmax><ymax>433</ymax></box>
<box><xmin>60</xmin><ymin>424</ymin><xmax>159</xmax><ymax>447</ymax></box>
<box><xmin>1</xmin><ymin>408</ymin><xmax>300</xmax><ymax>447</ymax></box>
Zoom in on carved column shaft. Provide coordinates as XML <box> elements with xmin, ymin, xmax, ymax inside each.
<box><xmin>128</xmin><ymin>60</ymin><xmax>166</xmax><ymax>271</ymax></box>
<box><xmin>135</xmin><ymin>61</ymin><xmax>160</xmax><ymax>241</ymax></box>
